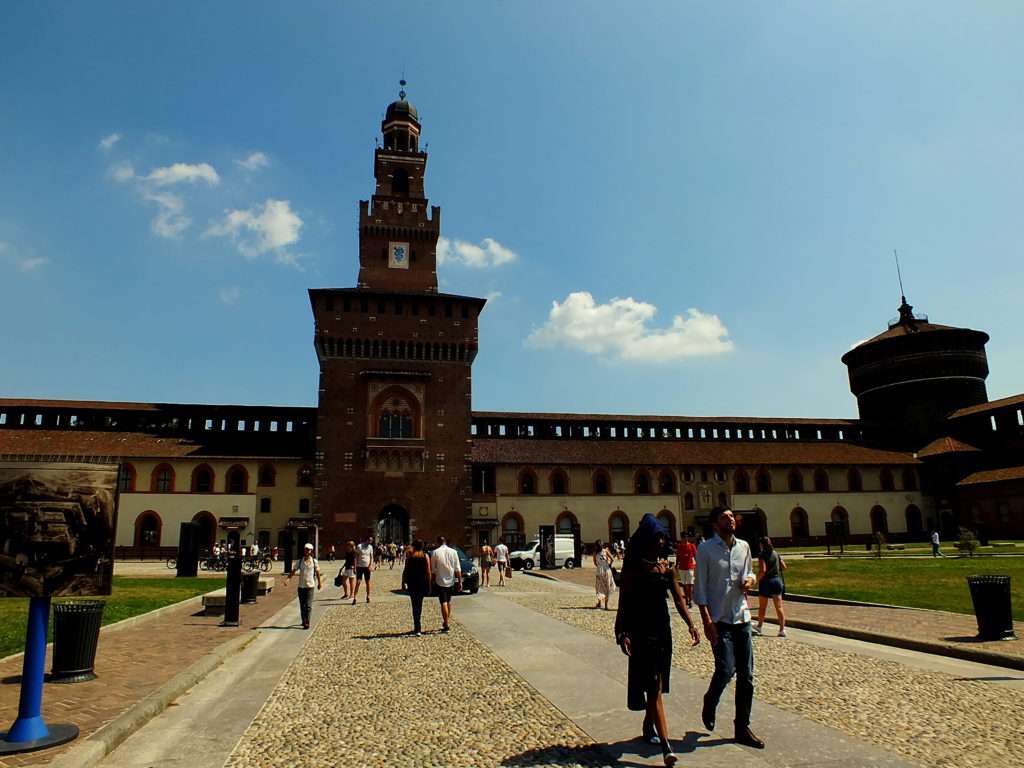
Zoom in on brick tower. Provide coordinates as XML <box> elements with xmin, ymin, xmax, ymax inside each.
<box><xmin>310</xmin><ymin>82</ymin><xmax>485</xmax><ymax>548</ymax></box>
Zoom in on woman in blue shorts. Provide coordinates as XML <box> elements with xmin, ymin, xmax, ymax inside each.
<box><xmin>753</xmin><ymin>536</ymin><xmax>787</xmax><ymax>637</ymax></box>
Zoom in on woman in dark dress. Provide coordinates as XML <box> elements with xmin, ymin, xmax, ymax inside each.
<box><xmin>615</xmin><ymin>513</ymin><xmax>700</xmax><ymax>767</ymax></box>
<box><xmin>401</xmin><ymin>539</ymin><xmax>432</xmax><ymax>636</ymax></box>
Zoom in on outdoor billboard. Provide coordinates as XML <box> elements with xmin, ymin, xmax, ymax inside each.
<box><xmin>0</xmin><ymin>462</ymin><xmax>120</xmax><ymax>597</ymax></box>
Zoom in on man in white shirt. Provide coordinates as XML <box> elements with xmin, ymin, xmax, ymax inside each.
<box><xmin>494</xmin><ymin>539</ymin><xmax>510</xmax><ymax>587</ymax></box>
<box><xmin>352</xmin><ymin>536</ymin><xmax>375</xmax><ymax>605</ymax></box>
<box><xmin>430</xmin><ymin>536</ymin><xmax>462</xmax><ymax>632</ymax></box>
<box><xmin>694</xmin><ymin>507</ymin><xmax>764</xmax><ymax>750</ymax></box>
<box><xmin>286</xmin><ymin>542</ymin><xmax>321</xmax><ymax>629</ymax></box>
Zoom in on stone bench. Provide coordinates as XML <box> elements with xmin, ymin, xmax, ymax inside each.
<box><xmin>991</xmin><ymin>542</ymin><xmax>1016</xmax><ymax>549</ymax></box>
<box><xmin>885</xmin><ymin>544</ymin><xmax>905</xmax><ymax>551</ymax></box>
<box><xmin>202</xmin><ymin>589</ymin><xmax>227</xmax><ymax>616</ymax></box>
<box><xmin>257</xmin><ymin>577</ymin><xmax>274</xmax><ymax>596</ymax></box>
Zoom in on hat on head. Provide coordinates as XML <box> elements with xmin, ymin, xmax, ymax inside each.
<box><xmin>303</xmin><ymin>542</ymin><xmax>314</xmax><ymax>550</ymax></box>
<box><xmin>637</xmin><ymin>512</ymin><xmax>668</xmax><ymax>539</ymax></box>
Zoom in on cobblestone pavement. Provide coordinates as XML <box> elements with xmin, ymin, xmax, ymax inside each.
<box><xmin>225</xmin><ymin>570</ymin><xmax>611</xmax><ymax>768</ymax></box>
<box><xmin>508</xmin><ymin>589</ymin><xmax>1024</xmax><ymax>768</ymax></box>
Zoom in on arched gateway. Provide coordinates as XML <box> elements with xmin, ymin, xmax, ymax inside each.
<box><xmin>377</xmin><ymin>505</ymin><xmax>409</xmax><ymax>544</ymax></box>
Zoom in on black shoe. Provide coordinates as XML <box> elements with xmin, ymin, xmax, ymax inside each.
<box><xmin>642</xmin><ymin>719</ymin><xmax>661</xmax><ymax>745</ymax></box>
<box><xmin>701</xmin><ymin>701</ymin><xmax>715</xmax><ymax>731</ymax></box>
<box><xmin>441</xmin><ymin>624</ymin><xmax>450</xmax><ymax>632</ymax></box>
<box><xmin>734</xmin><ymin>726</ymin><xmax>765</xmax><ymax>749</ymax></box>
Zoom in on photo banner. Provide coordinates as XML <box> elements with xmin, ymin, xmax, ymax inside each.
<box><xmin>388</xmin><ymin>241</ymin><xmax>410</xmax><ymax>269</ymax></box>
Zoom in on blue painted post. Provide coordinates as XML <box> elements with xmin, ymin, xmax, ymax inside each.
<box><xmin>6</xmin><ymin>596</ymin><xmax>51</xmax><ymax>742</ymax></box>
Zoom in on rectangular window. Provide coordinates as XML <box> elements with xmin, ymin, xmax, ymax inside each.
<box><xmin>34</xmin><ymin>414</ymin><xmax>43</xmax><ymax>426</ymax></box>
<box><xmin>204</xmin><ymin>419</ymin><xmax>214</xmax><ymax>431</ymax></box>
<box><xmin>237</xmin><ymin>420</ymin><xmax>246</xmax><ymax>431</ymax></box>
<box><xmin>1018</xmin><ymin>410</ymin><xmax>1024</xmax><ymax>427</ymax></box>
<box><xmin>470</xmin><ymin>424</ymin><xmax>478</xmax><ymax>436</ymax></box>
<box><xmin>724</xmin><ymin>429</ymin><xmax>731</xmax><ymax>439</ymax></box>
<box><xmin>69</xmin><ymin>415</ymin><xmax>78</xmax><ymax>427</ymax></box>
<box><xmin>0</xmin><ymin>413</ymin><xmax>5</xmax><ymax>425</ymax></box>
<box><xmin>343</xmin><ymin>297</ymin><xmax>351</xmax><ymax>312</ymax></box>
<box><xmin>700</xmin><ymin>428</ymin><xmax>706</xmax><ymax>439</ymax></box>
<box><xmin>991</xmin><ymin>415</ymin><xmax>998</xmax><ymax>432</ymax></box>
<box><xmin>286</xmin><ymin>421</ymin><xmax>294</xmax><ymax>432</ymax></box>
<box><xmin>260</xmin><ymin>497</ymin><xmax>271</xmax><ymax>514</ymax></box>
<box><xmin>688</xmin><ymin>428</ymin><xmax>694</xmax><ymax>439</ymax></box>
<box><xmin>299</xmin><ymin>499</ymin><xmax>310</xmax><ymax>515</ymax></box>
<box><xmin>270</xmin><ymin>421</ymin><xmax>278</xmax><ymax>432</ymax></box>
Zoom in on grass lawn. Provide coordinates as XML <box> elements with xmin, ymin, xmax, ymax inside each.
<box><xmin>0</xmin><ymin>577</ymin><xmax>213</xmax><ymax>659</ymax></box>
<box><xmin>784</xmin><ymin>558</ymin><xmax>1024</xmax><ymax>621</ymax></box>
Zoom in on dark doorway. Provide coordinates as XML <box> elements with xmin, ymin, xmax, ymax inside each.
<box><xmin>192</xmin><ymin>511</ymin><xmax>217</xmax><ymax>553</ymax></box>
<box><xmin>377</xmin><ymin>505</ymin><xmax>409</xmax><ymax>544</ymax></box>
<box><xmin>735</xmin><ymin>509</ymin><xmax>767</xmax><ymax>557</ymax></box>
<box><xmin>226</xmin><ymin>529</ymin><xmax>241</xmax><ymax>551</ymax></box>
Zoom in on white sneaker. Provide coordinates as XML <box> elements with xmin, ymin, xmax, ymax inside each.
<box><xmin>778</xmin><ymin>629</ymin><xmax>787</xmax><ymax>638</ymax></box>
<box><xmin>751</xmin><ymin>624</ymin><xmax>762</xmax><ymax>636</ymax></box>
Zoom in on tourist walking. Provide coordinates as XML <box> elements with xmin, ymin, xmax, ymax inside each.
<box><xmin>695</xmin><ymin>507</ymin><xmax>764</xmax><ymax>749</ymax></box>
<box><xmin>402</xmin><ymin>539</ymin><xmax>433</xmax><ymax>635</ymax></box>
<box><xmin>614</xmin><ymin>514</ymin><xmax>700</xmax><ymax>767</ymax></box>
<box><xmin>674</xmin><ymin>535</ymin><xmax>697</xmax><ymax>608</ymax></box>
<box><xmin>753</xmin><ymin>536</ymin><xmax>787</xmax><ymax>637</ymax></box>
<box><xmin>593</xmin><ymin>539</ymin><xmax>616</xmax><ymax>610</ymax></box>
<box><xmin>931</xmin><ymin>530</ymin><xmax>945</xmax><ymax>557</ymax></box>
<box><xmin>286</xmin><ymin>542</ymin><xmax>321</xmax><ymax>629</ymax></box>
<box><xmin>352</xmin><ymin>536</ymin><xmax>374</xmax><ymax>605</ymax></box>
<box><xmin>338</xmin><ymin>540</ymin><xmax>356</xmax><ymax>600</ymax></box>
<box><xmin>430</xmin><ymin>536</ymin><xmax>462</xmax><ymax>632</ymax></box>
<box><xmin>479</xmin><ymin>543</ymin><xmax>494</xmax><ymax>587</ymax></box>
<box><xmin>494</xmin><ymin>538</ymin><xmax>510</xmax><ymax>586</ymax></box>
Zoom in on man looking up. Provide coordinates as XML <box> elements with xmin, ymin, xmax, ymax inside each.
<box><xmin>352</xmin><ymin>535</ymin><xmax>374</xmax><ymax>605</ymax></box>
<box><xmin>430</xmin><ymin>536</ymin><xmax>462</xmax><ymax>632</ymax></box>
<box><xmin>694</xmin><ymin>507</ymin><xmax>764</xmax><ymax>750</ymax></box>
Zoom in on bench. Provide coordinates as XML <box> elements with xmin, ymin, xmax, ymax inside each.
<box><xmin>202</xmin><ymin>589</ymin><xmax>227</xmax><ymax>616</ymax></box>
<box><xmin>885</xmin><ymin>544</ymin><xmax>905</xmax><ymax>551</ymax></box>
<box><xmin>257</xmin><ymin>577</ymin><xmax>274</xmax><ymax>596</ymax></box>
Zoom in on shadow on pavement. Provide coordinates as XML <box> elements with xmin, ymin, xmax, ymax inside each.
<box><xmin>499</xmin><ymin>731</ymin><xmax>731</xmax><ymax>767</ymax></box>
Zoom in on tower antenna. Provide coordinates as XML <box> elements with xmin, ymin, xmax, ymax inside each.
<box><xmin>894</xmin><ymin>249</ymin><xmax>906</xmax><ymax>301</ymax></box>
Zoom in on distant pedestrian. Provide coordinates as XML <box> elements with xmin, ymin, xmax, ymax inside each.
<box><xmin>753</xmin><ymin>537</ymin><xmax>787</xmax><ymax>638</ymax></box>
<box><xmin>615</xmin><ymin>514</ymin><xmax>700</xmax><ymax>767</ymax></box>
<box><xmin>286</xmin><ymin>542</ymin><xmax>321</xmax><ymax>629</ymax></box>
<box><xmin>931</xmin><ymin>530</ymin><xmax>945</xmax><ymax>558</ymax></box>
<box><xmin>695</xmin><ymin>507</ymin><xmax>764</xmax><ymax>750</ymax></box>
<box><xmin>402</xmin><ymin>539</ymin><xmax>433</xmax><ymax>635</ymax></box>
<box><xmin>593</xmin><ymin>539</ymin><xmax>616</xmax><ymax>610</ymax></box>
<box><xmin>479</xmin><ymin>543</ymin><xmax>494</xmax><ymax>587</ymax></box>
<box><xmin>341</xmin><ymin>540</ymin><xmax>356</xmax><ymax>599</ymax></box>
<box><xmin>494</xmin><ymin>538</ymin><xmax>510</xmax><ymax>586</ymax></box>
<box><xmin>430</xmin><ymin>536</ymin><xmax>462</xmax><ymax>632</ymax></box>
<box><xmin>352</xmin><ymin>536</ymin><xmax>374</xmax><ymax>605</ymax></box>
<box><xmin>674</xmin><ymin>535</ymin><xmax>697</xmax><ymax>608</ymax></box>
<box><xmin>328</xmin><ymin>544</ymin><xmax>336</xmax><ymax>561</ymax></box>
<box><xmin>388</xmin><ymin>541</ymin><xmax>398</xmax><ymax>569</ymax></box>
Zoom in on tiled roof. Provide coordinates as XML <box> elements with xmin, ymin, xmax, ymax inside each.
<box><xmin>858</xmin><ymin>321</ymin><xmax>958</xmax><ymax>346</ymax></box>
<box><xmin>0</xmin><ymin>429</ymin><xmax>310</xmax><ymax>460</ymax></box>
<box><xmin>957</xmin><ymin>466</ymin><xmax>1024</xmax><ymax>486</ymax></box>
<box><xmin>472</xmin><ymin>411</ymin><xmax>856</xmax><ymax>426</ymax></box>
<box><xmin>471</xmin><ymin>438</ymin><xmax>918</xmax><ymax>466</ymax></box>
<box><xmin>948</xmin><ymin>393</ymin><xmax>1024</xmax><ymax>420</ymax></box>
<box><xmin>916</xmin><ymin>436</ymin><xmax>981</xmax><ymax>458</ymax></box>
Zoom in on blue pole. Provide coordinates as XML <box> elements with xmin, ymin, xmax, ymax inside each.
<box><xmin>5</xmin><ymin>596</ymin><xmax>51</xmax><ymax>743</ymax></box>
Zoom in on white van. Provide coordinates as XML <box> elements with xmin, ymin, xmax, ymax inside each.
<box><xmin>510</xmin><ymin>534</ymin><xmax>577</xmax><ymax>570</ymax></box>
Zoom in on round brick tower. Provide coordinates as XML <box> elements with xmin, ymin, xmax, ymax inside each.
<box><xmin>841</xmin><ymin>297</ymin><xmax>990</xmax><ymax>451</ymax></box>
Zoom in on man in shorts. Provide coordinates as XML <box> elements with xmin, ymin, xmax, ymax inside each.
<box><xmin>430</xmin><ymin>536</ymin><xmax>462</xmax><ymax>632</ymax></box>
<box><xmin>494</xmin><ymin>537</ymin><xmax>510</xmax><ymax>586</ymax></box>
<box><xmin>352</xmin><ymin>535</ymin><xmax>374</xmax><ymax>605</ymax></box>
<box><xmin>675</xmin><ymin>534</ymin><xmax>698</xmax><ymax>608</ymax></box>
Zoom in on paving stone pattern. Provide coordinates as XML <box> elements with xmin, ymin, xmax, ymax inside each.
<box><xmin>509</xmin><ymin>590</ymin><xmax>1024</xmax><ymax>768</ymax></box>
<box><xmin>225</xmin><ymin>571</ymin><xmax>612</xmax><ymax>768</ymax></box>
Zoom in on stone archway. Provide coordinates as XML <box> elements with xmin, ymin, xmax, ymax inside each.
<box><xmin>377</xmin><ymin>504</ymin><xmax>409</xmax><ymax>544</ymax></box>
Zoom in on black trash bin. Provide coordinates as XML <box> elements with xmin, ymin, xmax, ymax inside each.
<box><xmin>50</xmin><ymin>600</ymin><xmax>105</xmax><ymax>683</ymax></box>
<box><xmin>241</xmin><ymin>571</ymin><xmax>259</xmax><ymax>605</ymax></box>
<box><xmin>966</xmin><ymin>575</ymin><xmax>1016</xmax><ymax>641</ymax></box>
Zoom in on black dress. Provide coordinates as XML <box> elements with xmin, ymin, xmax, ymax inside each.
<box><xmin>622</xmin><ymin>566</ymin><xmax>673</xmax><ymax>711</ymax></box>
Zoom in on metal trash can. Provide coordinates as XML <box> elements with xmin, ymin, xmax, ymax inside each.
<box><xmin>241</xmin><ymin>571</ymin><xmax>259</xmax><ymax>605</ymax></box>
<box><xmin>50</xmin><ymin>600</ymin><xmax>105</xmax><ymax>683</ymax></box>
<box><xmin>966</xmin><ymin>575</ymin><xmax>1016</xmax><ymax>641</ymax></box>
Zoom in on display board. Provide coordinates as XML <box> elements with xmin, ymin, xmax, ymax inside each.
<box><xmin>0</xmin><ymin>462</ymin><xmax>119</xmax><ymax>597</ymax></box>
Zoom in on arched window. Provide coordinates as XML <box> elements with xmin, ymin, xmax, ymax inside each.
<box><xmin>119</xmin><ymin>463</ymin><xmax>136</xmax><ymax>493</ymax></box>
<box><xmin>135</xmin><ymin>511</ymin><xmax>162</xmax><ymax>547</ymax></box>
<box><xmin>191</xmin><ymin>464</ymin><xmax>214</xmax><ymax>493</ymax></box>
<box><xmin>787</xmin><ymin>468</ymin><xmax>804</xmax><ymax>493</ymax></box>
<box><xmin>634</xmin><ymin>470</ymin><xmax>651</xmax><ymax>495</ymax></box>
<box><xmin>902</xmin><ymin>468</ymin><xmax>918</xmax><ymax>492</ymax></box>
<box><xmin>226</xmin><ymin>465</ymin><xmax>248</xmax><ymax>494</ymax></box>
<box><xmin>370</xmin><ymin>386</ymin><xmax>420</xmax><ymax>439</ymax></box>
<box><xmin>880</xmin><ymin>468</ymin><xmax>895</xmax><ymax>492</ymax></box>
<box><xmin>733</xmin><ymin>469</ymin><xmax>750</xmax><ymax>494</ymax></box>
<box><xmin>501</xmin><ymin>511</ymin><xmax>525</xmax><ymax>549</ymax></box>
<box><xmin>608</xmin><ymin>511</ymin><xmax>630</xmax><ymax>543</ymax></box>
<box><xmin>592</xmin><ymin>469</ymin><xmax>611</xmax><ymax>495</ymax></box>
<box><xmin>392</xmin><ymin>169</ymin><xmax>409</xmax><ymax>196</ymax></box>
<box><xmin>847</xmin><ymin>468</ymin><xmax>863</xmax><ymax>492</ymax></box>
<box><xmin>657</xmin><ymin>510</ymin><xmax>676</xmax><ymax>540</ymax></box>
<box><xmin>555</xmin><ymin>510</ymin><xmax>577</xmax><ymax>535</ymax></box>
<box><xmin>682</xmin><ymin>469</ymin><xmax>694</xmax><ymax>483</ymax></box>
<box><xmin>905</xmin><ymin>504</ymin><xmax>923</xmax><ymax>535</ymax></box>
<box><xmin>296</xmin><ymin>466</ymin><xmax>314</xmax><ymax>487</ymax></box>
<box><xmin>549</xmin><ymin>469</ymin><xmax>569</xmax><ymax>496</ymax></box>
<box><xmin>870</xmin><ymin>505</ymin><xmax>889</xmax><ymax>534</ymax></box>
<box><xmin>258</xmin><ymin>463</ymin><xmax>276</xmax><ymax>487</ymax></box>
<box><xmin>658</xmin><ymin>470</ymin><xmax>676</xmax><ymax>494</ymax></box>
<box><xmin>755</xmin><ymin>469</ymin><xmax>772</xmax><ymax>493</ymax></box>
<box><xmin>151</xmin><ymin>464</ymin><xmax>175</xmax><ymax>493</ymax></box>
<box><xmin>831</xmin><ymin>506</ymin><xmax>849</xmax><ymax>535</ymax></box>
<box><xmin>813</xmin><ymin>468</ymin><xmax>829</xmax><ymax>493</ymax></box>
<box><xmin>790</xmin><ymin>507</ymin><xmax>809</xmax><ymax>539</ymax></box>
<box><xmin>684</xmin><ymin>492</ymin><xmax>694</xmax><ymax>510</ymax></box>
<box><xmin>518</xmin><ymin>469</ymin><xmax>537</xmax><ymax>495</ymax></box>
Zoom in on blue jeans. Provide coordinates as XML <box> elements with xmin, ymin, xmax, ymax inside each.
<box><xmin>704</xmin><ymin>621</ymin><xmax>754</xmax><ymax>728</ymax></box>
<box><xmin>297</xmin><ymin>587</ymin><xmax>314</xmax><ymax>626</ymax></box>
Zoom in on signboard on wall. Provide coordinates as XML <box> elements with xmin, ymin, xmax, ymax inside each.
<box><xmin>0</xmin><ymin>462</ymin><xmax>119</xmax><ymax>597</ymax></box>
<box><xmin>388</xmin><ymin>241</ymin><xmax>410</xmax><ymax>270</ymax></box>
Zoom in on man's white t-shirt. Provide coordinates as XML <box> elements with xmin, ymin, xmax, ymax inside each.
<box><xmin>296</xmin><ymin>556</ymin><xmax>319</xmax><ymax>588</ymax></box>
<box><xmin>251</xmin><ymin>543</ymin><xmax>259</xmax><ymax>556</ymax></box>
<box><xmin>494</xmin><ymin>543</ymin><xmax>509</xmax><ymax>563</ymax></box>
<box><xmin>931</xmin><ymin>531</ymin><xmax>940</xmax><ymax>545</ymax></box>
<box><xmin>356</xmin><ymin>543</ymin><xmax>374</xmax><ymax>568</ymax></box>
<box><xmin>431</xmin><ymin>544</ymin><xmax>462</xmax><ymax>588</ymax></box>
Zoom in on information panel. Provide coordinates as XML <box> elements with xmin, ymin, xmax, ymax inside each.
<box><xmin>0</xmin><ymin>462</ymin><xmax>119</xmax><ymax>597</ymax></box>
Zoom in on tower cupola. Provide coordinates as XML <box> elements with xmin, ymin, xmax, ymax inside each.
<box><xmin>381</xmin><ymin>80</ymin><xmax>420</xmax><ymax>152</ymax></box>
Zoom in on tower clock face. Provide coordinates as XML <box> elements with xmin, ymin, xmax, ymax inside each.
<box><xmin>388</xmin><ymin>241</ymin><xmax>410</xmax><ymax>270</ymax></box>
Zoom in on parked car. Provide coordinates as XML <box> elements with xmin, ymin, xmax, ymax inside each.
<box><xmin>509</xmin><ymin>535</ymin><xmax>577</xmax><ymax>570</ymax></box>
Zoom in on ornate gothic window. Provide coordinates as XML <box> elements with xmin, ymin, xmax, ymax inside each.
<box><xmin>373</xmin><ymin>391</ymin><xmax>418</xmax><ymax>439</ymax></box>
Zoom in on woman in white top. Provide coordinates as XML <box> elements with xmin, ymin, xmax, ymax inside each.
<box><xmin>593</xmin><ymin>539</ymin><xmax>616</xmax><ymax>610</ymax></box>
<box><xmin>287</xmin><ymin>542</ymin><xmax>321</xmax><ymax>629</ymax></box>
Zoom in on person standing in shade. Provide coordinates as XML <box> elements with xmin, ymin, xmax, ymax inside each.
<box><xmin>402</xmin><ymin>539</ymin><xmax>433</xmax><ymax>635</ymax></box>
<box><xmin>695</xmin><ymin>507</ymin><xmax>764</xmax><ymax>750</ymax></box>
<box><xmin>286</xmin><ymin>542</ymin><xmax>321</xmax><ymax>629</ymax></box>
<box><xmin>352</xmin><ymin>535</ymin><xmax>374</xmax><ymax>605</ymax></box>
<box><xmin>615</xmin><ymin>514</ymin><xmax>700</xmax><ymax>767</ymax></box>
<box><xmin>494</xmin><ymin>538</ymin><xmax>510</xmax><ymax>586</ymax></box>
<box><xmin>674</xmin><ymin>535</ymin><xmax>697</xmax><ymax>608</ymax></box>
<box><xmin>931</xmin><ymin>530</ymin><xmax>945</xmax><ymax>557</ymax></box>
<box><xmin>593</xmin><ymin>539</ymin><xmax>616</xmax><ymax>610</ymax></box>
<box><xmin>753</xmin><ymin>537</ymin><xmax>787</xmax><ymax>637</ymax></box>
<box><xmin>430</xmin><ymin>536</ymin><xmax>462</xmax><ymax>632</ymax></box>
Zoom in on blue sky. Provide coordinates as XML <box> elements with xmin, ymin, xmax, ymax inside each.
<box><xmin>2</xmin><ymin>3</ymin><xmax>1022</xmax><ymax>418</ymax></box>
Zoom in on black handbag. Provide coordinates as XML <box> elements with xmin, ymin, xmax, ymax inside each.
<box><xmin>333</xmin><ymin>573</ymin><xmax>343</xmax><ymax>588</ymax></box>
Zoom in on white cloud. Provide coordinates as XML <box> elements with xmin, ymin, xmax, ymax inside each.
<box><xmin>0</xmin><ymin>242</ymin><xmax>49</xmax><ymax>273</ymax></box>
<box><xmin>235</xmin><ymin>151</ymin><xmax>269</xmax><ymax>171</ymax></box>
<box><xmin>144</xmin><ymin>191</ymin><xmax>190</xmax><ymax>238</ymax></box>
<box><xmin>144</xmin><ymin>162</ymin><xmax>220</xmax><ymax>187</ymax></box>
<box><xmin>98</xmin><ymin>132</ymin><xmax>122</xmax><ymax>151</ymax></box>
<box><xmin>219</xmin><ymin>286</ymin><xmax>241</xmax><ymax>305</ymax></box>
<box><xmin>436</xmin><ymin>236</ymin><xmax>517</xmax><ymax>268</ymax></box>
<box><xmin>109</xmin><ymin>162</ymin><xmax>135</xmax><ymax>183</ymax></box>
<box><xmin>18</xmin><ymin>256</ymin><xmax>49</xmax><ymax>272</ymax></box>
<box><xmin>484</xmin><ymin>290</ymin><xmax>503</xmax><ymax>302</ymax></box>
<box><xmin>526</xmin><ymin>291</ymin><xmax>734</xmax><ymax>362</ymax></box>
<box><xmin>204</xmin><ymin>199</ymin><xmax>303</xmax><ymax>264</ymax></box>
